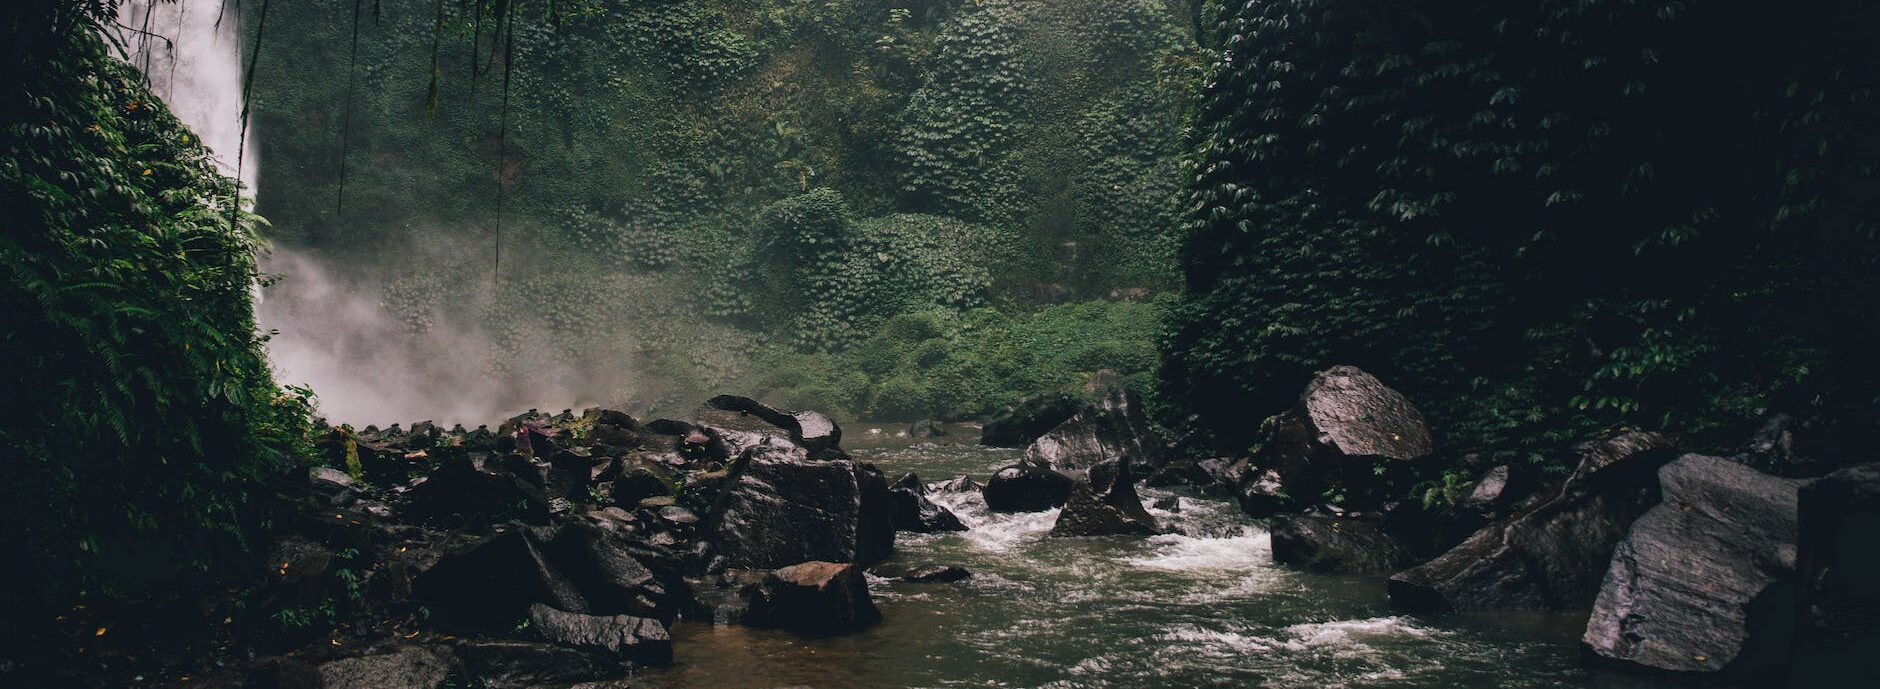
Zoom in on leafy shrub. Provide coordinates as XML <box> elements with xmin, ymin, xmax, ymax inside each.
<box><xmin>0</xmin><ymin>13</ymin><xmax>312</xmax><ymax>603</ymax></box>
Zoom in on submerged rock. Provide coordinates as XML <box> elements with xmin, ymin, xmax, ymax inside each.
<box><xmin>1268</xmin><ymin>515</ymin><xmax>1408</xmax><ymax>573</ymax></box>
<box><xmin>742</xmin><ymin>561</ymin><xmax>881</xmax><ymax>636</ymax></box>
<box><xmin>1388</xmin><ymin>431</ymin><xmax>1677</xmax><ymax>612</ymax></box>
<box><xmin>979</xmin><ymin>392</ymin><xmax>1081</xmax><ymax>447</ymax></box>
<box><xmin>1791</xmin><ymin>462</ymin><xmax>1880</xmax><ymax>688</ymax></box>
<box><xmin>871</xmin><ymin>561</ymin><xmax>972</xmax><ymax>583</ymax></box>
<box><xmin>527</xmin><ymin>604</ymin><xmax>673</xmax><ymax>666</ymax></box>
<box><xmin>1583</xmin><ymin>455</ymin><xmax>1803</xmax><ymax>679</ymax></box>
<box><xmin>982</xmin><ymin>459</ymin><xmax>1076</xmax><ymax>513</ymax></box>
<box><xmin>1241</xmin><ymin>366</ymin><xmax>1433</xmax><ymax>514</ymax></box>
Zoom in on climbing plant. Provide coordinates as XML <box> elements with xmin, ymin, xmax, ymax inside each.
<box><xmin>1162</xmin><ymin>0</ymin><xmax>1880</xmax><ymax>463</ymax></box>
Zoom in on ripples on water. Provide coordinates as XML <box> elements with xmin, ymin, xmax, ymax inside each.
<box><xmin>636</xmin><ymin>436</ymin><xmax>1638</xmax><ymax>689</ymax></box>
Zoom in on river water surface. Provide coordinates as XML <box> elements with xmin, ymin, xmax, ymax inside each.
<box><xmin>636</xmin><ymin>429</ymin><xmax>1649</xmax><ymax>689</ymax></box>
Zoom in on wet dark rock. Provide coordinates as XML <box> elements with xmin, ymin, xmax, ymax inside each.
<box><xmin>1388</xmin><ymin>431</ymin><xmax>1678</xmax><ymax>613</ymax></box>
<box><xmin>316</xmin><ymin>645</ymin><xmax>458</xmax><ymax>689</ymax></box>
<box><xmin>983</xmin><ymin>459</ymin><xmax>1076</xmax><ymax>513</ymax></box>
<box><xmin>853</xmin><ymin>463</ymin><xmax>898</xmax><ymax>565</ymax></box>
<box><xmin>1791</xmin><ymin>462</ymin><xmax>1880</xmax><ymax>688</ymax></box>
<box><xmin>453</xmin><ymin>639</ymin><xmax>626</xmax><ymax>689</ymax></box>
<box><xmin>414</xmin><ymin>527</ymin><xmax>588</xmax><ymax>627</ymax></box>
<box><xmin>742</xmin><ymin>561</ymin><xmax>881</xmax><ymax>636</ymax></box>
<box><xmin>539</xmin><ymin>521</ymin><xmax>672</xmax><ymax>622</ymax></box>
<box><xmin>888</xmin><ymin>480</ymin><xmax>968</xmax><ymax>533</ymax></box>
<box><xmin>706</xmin><ymin>394</ymin><xmax>844</xmax><ymax>457</ymax></box>
<box><xmin>657</xmin><ymin>505</ymin><xmax>699</xmax><ymax>526</ymax></box>
<box><xmin>979</xmin><ymin>391</ymin><xmax>1081</xmax><ymax>447</ymax></box>
<box><xmin>892</xmin><ymin>471</ymin><xmax>925</xmax><ymax>494</ymax></box>
<box><xmin>1152</xmin><ymin>495</ymin><xmax>1181</xmax><ymax>512</ymax></box>
<box><xmin>403</xmin><ymin>452</ymin><xmax>551</xmax><ymax>526</ymax></box>
<box><xmin>309</xmin><ymin>466</ymin><xmax>362</xmax><ymax>506</ymax></box>
<box><xmin>871</xmin><ymin>562</ymin><xmax>972</xmax><ymax>583</ymax></box>
<box><xmin>1243</xmin><ymin>366</ymin><xmax>1433</xmax><ymax>514</ymax></box>
<box><xmin>246</xmin><ymin>656</ymin><xmax>322</xmax><ymax>689</ymax></box>
<box><xmin>1145</xmin><ymin>458</ymin><xmax>1238</xmax><ymax>497</ymax></box>
<box><xmin>1235</xmin><ymin>467</ymin><xmax>1289</xmax><ymax>518</ymax></box>
<box><xmin>527</xmin><ymin>604</ymin><xmax>674</xmax><ymax>666</ymax></box>
<box><xmin>1022</xmin><ymin>388</ymin><xmax>1164</xmax><ymax>473</ymax></box>
<box><xmin>1051</xmin><ymin>459</ymin><xmax>1158</xmax><ymax>537</ymax></box>
<box><xmin>706</xmin><ymin>446</ymin><xmax>883</xmax><ymax>570</ymax></box>
<box><xmin>611</xmin><ymin>461</ymin><xmax>678</xmax><ymax>509</ymax></box>
<box><xmin>1268</xmin><ymin>515</ymin><xmax>1408</xmax><ymax>573</ymax></box>
<box><xmin>1583</xmin><ymin>455</ymin><xmax>1803</xmax><ymax>679</ymax></box>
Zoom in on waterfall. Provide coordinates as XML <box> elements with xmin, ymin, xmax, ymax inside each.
<box><xmin>116</xmin><ymin>0</ymin><xmax>256</xmax><ymax>192</ymax></box>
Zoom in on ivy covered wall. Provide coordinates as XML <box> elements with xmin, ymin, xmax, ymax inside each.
<box><xmin>1163</xmin><ymin>0</ymin><xmax>1880</xmax><ymax>463</ymax></box>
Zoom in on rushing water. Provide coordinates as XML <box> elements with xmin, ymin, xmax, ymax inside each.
<box><xmin>635</xmin><ymin>427</ymin><xmax>1658</xmax><ymax>689</ymax></box>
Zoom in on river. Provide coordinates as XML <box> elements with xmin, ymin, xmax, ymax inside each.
<box><xmin>633</xmin><ymin>427</ymin><xmax>1658</xmax><ymax>689</ymax></box>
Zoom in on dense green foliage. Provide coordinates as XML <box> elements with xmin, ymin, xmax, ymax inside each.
<box><xmin>757</xmin><ymin>298</ymin><xmax>1167</xmax><ymax>421</ymax></box>
<box><xmin>0</xmin><ymin>4</ymin><xmax>311</xmax><ymax>604</ymax></box>
<box><xmin>1164</xmin><ymin>0</ymin><xmax>1880</xmax><ymax>463</ymax></box>
<box><xmin>246</xmin><ymin>0</ymin><xmax>1200</xmax><ymax>417</ymax></box>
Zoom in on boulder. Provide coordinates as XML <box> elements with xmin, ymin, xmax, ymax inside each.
<box><xmin>1268</xmin><ymin>515</ymin><xmax>1409</xmax><ymax>573</ymax></box>
<box><xmin>887</xmin><ymin>471</ymin><xmax>966</xmax><ymax>532</ymax></box>
<box><xmin>611</xmin><ymin>461</ymin><xmax>678</xmax><ymax>509</ymax></box>
<box><xmin>1583</xmin><ymin>455</ymin><xmax>1804</xmax><ymax>679</ymax></box>
<box><xmin>537</xmin><ymin>521</ymin><xmax>673</xmax><ymax>622</ymax></box>
<box><xmin>1051</xmin><ymin>459</ymin><xmax>1158</xmax><ymax>537</ymax></box>
<box><xmin>1388</xmin><ymin>431</ymin><xmax>1677</xmax><ymax>612</ymax></box>
<box><xmin>1243</xmin><ymin>366</ymin><xmax>1433</xmax><ymax>513</ymax></box>
<box><xmin>317</xmin><ymin>646</ymin><xmax>458</xmax><ymax>689</ymax></box>
<box><xmin>853</xmin><ymin>463</ymin><xmax>898</xmax><ymax>564</ymax></box>
<box><xmin>414</xmin><ymin>527</ymin><xmax>588</xmax><ymax>627</ymax></box>
<box><xmin>309</xmin><ymin>466</ymin><xmax>362</xmax><ymax>506</ymax></box>
<box><xmin>982</xmin><ymin>459</ymin><xmax>1076</xmax><ymax>513</ymax></box>
<box><xmin>741</xmin><ymin>561</ymin><xmax>881</xmax><ymax>636</ymax></box>
<box><xmin>705</xmin><ymin>446</ymin><xmax>882</xmax><ymax>570</ymax></box>
<box><xmin>706</xmin><ymin>394</ymin><xmax>844</xmax><ymax>457</ymax></box>
<box><xmin>1145</xmin><ymin>458</ymin><xmax>1238</xmax><ymax>497</ymax></box>
<box><xmin>527</xmin><ymin>604</ymin><xmax>673</xmax><ymax>666</ymax></box>
<box><xmin>1790</xmin><ymin>462</ymin><xmax>1880</xmax><ymax>688</ymax></box>
<box><xmin>979</xmin><ymin>392</ymin><xmax>1081</xmax><ymax>447</ymax></box>
<box><xmin>403</xmin><ymin>452</ymin><xmax>551</xmax><ymax>526</ymax></box>
<box><xmin>1235</xmin><ymin>467</ymin><xmax>1289</xmax><ymax>518</ymax></box>
<box><xmin>1021</xmin><ymin>388</ymin><xmax>1164</xmax><ymax>473</ymax></box>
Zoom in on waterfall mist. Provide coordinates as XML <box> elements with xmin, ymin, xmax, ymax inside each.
<box><xmin>119</xmin><ymin>0</ymin><xmax>605</xmax><ymax>426</ymax></box>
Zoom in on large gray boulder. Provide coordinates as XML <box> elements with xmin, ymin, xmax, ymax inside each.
<box><xmin>1388</xmin><ymin>431</ymin><xmax>1677</xmax><ymax>612</ymax></box>
<box><xmin>1240</xmin><ymin>366</ymin><xmax>1433</xmax><ymax>515</ymax></box>
<box><xmin>704</xmin><ymin>445</ymin><xmax>890</xmax><ymax>570</ymax></box>
<box><xmin>1583</xmin><ymin>455</ymin><xmax>1804</xmax><ymax>678</ymax></box>
<box><xmin>1021</xmin><ymin>388</ymin><xmax>1164</xmax><ymax>473</ymax></box>
<box><xmin>706</xmin><ymin>394</ymin><xmax>843</xmax><ymax>457</ymax></box>
<box><xmin>1789</xmin><ymin>462</ymin><xmax>1880</xmax><ymax>688</ymax></box>
<box><xmin>527</xmin><ymin>604</ymin><xmax>673</xmax><ymax>666</ymax></box>
<box><xmin>1268</xmin><ymin>515</ymin><xmax>1409</xmax><ymax>573</ymax></box>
